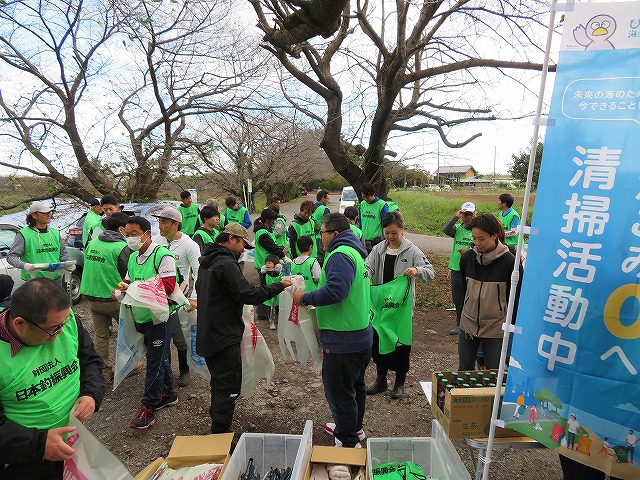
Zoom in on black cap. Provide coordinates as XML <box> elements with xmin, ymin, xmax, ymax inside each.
<box><xmin>89</xmin><ymin>198</ymin><xmax>101</xmax><ymax>206</ymax></box>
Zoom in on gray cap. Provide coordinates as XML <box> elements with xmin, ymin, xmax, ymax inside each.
<box><xmin>28</xmin><ymin>201</ymin><xmax>54</xmax><ymax>214</ymax></box>
<box><xmin>152</xmin><ymin>206</ymin><xmax>182</xmax><ymax>223</ymax></box>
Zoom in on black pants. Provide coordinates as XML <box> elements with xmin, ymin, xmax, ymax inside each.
<box><xmin>450</xmin><ymin>270</ymin><xmax>464</xmax><ymax>323</ymax></box>
<box><xmin>204</xmin><ymin>344</ymin><xmax>242</xmax><ymax>433</ymax></box>
<box><xmin>256</xmin><ymin>270</ymin><xmax>270</xmax><ymax>320</ymax></box>
<box><xmin>458</xmin><ymin>330</ymin><xmax>503</xmax><ymax>370</ymax></box>
<box><xmin>559</xmin><ymin>454</ymin><xmax>622</xmax><ymax>480</ymax></box>
<box><xmin>1</xmin><ymin>460</ymin><xmax>63</xmax><ymax>480</ymax></box>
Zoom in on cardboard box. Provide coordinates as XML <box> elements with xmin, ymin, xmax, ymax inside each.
<box><xmin>431</xmin><ymin>371</ymin><xmax>521</xmax><ymax>439</ymax></box>
<box><xmin>304</xmin><ymin>446</ymin><xmax>367</xmax><ymax>480</ymax></box>
<box><xmin>135</xmin><ymin>433</ymin><xmax>234</xmax><ymax>480</ymax></box>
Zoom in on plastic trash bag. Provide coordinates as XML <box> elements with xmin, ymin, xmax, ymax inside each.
<box><xmin>240</xmin><ymin>305</ymin><xmax>275</xmax><ymax>398</ymax></box>
<box><xmin>180</xmin><ymin>308</ymin><xmax>210</xmax><ymax>381</ymax></box>
<box><xmin>63</xmin><ymin>416</ymin><xmax>134</xmax><ymax>480</ymax></box>
<box><xmin>277</xmin><ymin>275</ymin><xmax>321</xmax><ymax>372</ymax></box>
<box><xmin>120</xmin><ymin>275</ymin><xmax>189</xmax><ymax>324</ymax></box>
<box><xmin>113</xmin><ymin>303</ymin><xmax>146</xmax><ymax>391</ymax></box>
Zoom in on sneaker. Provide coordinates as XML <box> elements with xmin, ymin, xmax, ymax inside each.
<box><xmin>324</xmin><ymin>422</ymin><xmax>366</xmax><ymax>442</ymax></box>
<box><xmin>129</xmin><ymin>406</ymin><xmax>155</xmax><ymax>430</ymax></box>
<box><xmin>334</xmin><ymin>438</ymin><xmax>362</xmax><ymax>448</ymax></box>
<box><xmin>156</xmin><ymin>391</ymin><xmax>178</xmax><ymax>410</ymax></box>
<box><xmin>269</xmin><ymin>319</ymin><xmax>276</xmax><ymax>330</ymax></box>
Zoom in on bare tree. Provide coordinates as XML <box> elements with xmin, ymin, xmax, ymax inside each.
<box><xmin>250</xmin><ymin>0</ymin><xmax>554</xmax><ymax>198</ymax></box>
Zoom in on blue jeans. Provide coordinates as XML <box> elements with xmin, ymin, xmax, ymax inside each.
<box><xmin>322</xmin><ymin>348</ymin><xmax>371</xmax><ymax>447</ymax></box>
<box><xmin>136</xmin><ymin>311</ymin><xmax>177</xmax><ymax>408</ymax></box>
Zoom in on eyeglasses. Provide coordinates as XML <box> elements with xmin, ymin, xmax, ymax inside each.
<box><xmin>24</xmin><ymin>314</ymin><xmax>72</xmax><ymax>337</ymax></box>
<box><xmin>320</xmin><ymin>229</ymin><xmax>337</xmax><ymax>235</ymax></box>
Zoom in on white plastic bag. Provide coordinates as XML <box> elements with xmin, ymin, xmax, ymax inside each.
<box><xmin>113</xmin><ymin>304</ymin><xmax>146</xmax><ymax>391</ymax></box>
<box><xmin>240</xmin><ymin>305</ymin><xmax>275</xmax><ymax>397</ymax></box>
<box><xmin>63</xmin><ymin>416</ymin><xmax>134</xmax><ymax>480</ymax></box>
<box><xmin>121</xmin><ymin>275</ymin><xmax>189</xmax><ymax>324</ymax></box>
<box><xmin>180</xmin><ymin>308</ymin><xmax>210</xmax><ymax>381</ymax></box>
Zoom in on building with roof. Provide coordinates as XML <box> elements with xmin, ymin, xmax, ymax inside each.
<box><xmin>434</xmin><ymin>165</ymin><xmax>477</xmax><ymax>182</ymax></box>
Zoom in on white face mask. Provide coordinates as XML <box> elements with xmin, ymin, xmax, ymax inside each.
<box><xmin>126</xmin><ymin>235</ymin><xmax>144</xmax><ymax>251</ymax></box>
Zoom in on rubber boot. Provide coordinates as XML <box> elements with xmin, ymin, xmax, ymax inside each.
<box><xmin>390</xmin><ymin>371</ymin><xmax>407</xmax><ymax>399</ymax></box>
<box><xmin>449</xmin><ymin>319</ymin><xmax>460</xmax><ymax>335</ymax></box>
<box><xmin>366</xmin><ymin>366</ymin><xmax>388</xmax><ymax>395</ymax></box>
<box><xmin>177</xmin><ymin>349</ymin><xmax>190</xmax><ymax>387</ymax></box>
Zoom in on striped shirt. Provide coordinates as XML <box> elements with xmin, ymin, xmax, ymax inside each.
<box><xmin>0</xmin><ymin>309</ymin><xmax>25</xmax><ymax>357</ymax></box>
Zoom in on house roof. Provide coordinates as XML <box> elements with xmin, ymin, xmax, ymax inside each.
<box><xmin>435</xmin><ymin>165</ymin><xmax>476</xmax><ymax>174</ymax></box>
<box><xmin>457</xmin><ymin>176</ymin><xmax>494</xmax><ymax>184</ymax></box>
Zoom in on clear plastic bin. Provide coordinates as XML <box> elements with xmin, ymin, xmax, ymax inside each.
<box><xmin>367</xmin><ymin>420</ymin><xmax>470</xmax><ymax>480</ymax></box>
<box><xmin>221</xmin><ymin>420</ymin><xmax>312</xmax><ymax>480</ymax></box>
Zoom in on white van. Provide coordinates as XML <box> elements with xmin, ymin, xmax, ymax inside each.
<box><xmin>339</xmin><ymin>186</ymin><xmax>358</xmax><ymax>213</ymax></box>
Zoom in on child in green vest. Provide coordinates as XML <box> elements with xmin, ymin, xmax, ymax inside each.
<box><xmin>261</xmin><ymin>254</ymin><xmax>282</xmax><ymax>330</ymax></box>
<box><xmin>290</xmin><ymin>235</ymin><xmax>321</xmax><ymax>293</ymax></box>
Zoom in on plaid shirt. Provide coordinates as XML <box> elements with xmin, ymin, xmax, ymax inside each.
<box><xmin>0</xmin><ymin>309</ymin><xmax>25</xmax><ymax>357</ymax></box>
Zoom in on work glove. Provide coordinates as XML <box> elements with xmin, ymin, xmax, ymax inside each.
<box><xmin>46</xmin><ymin>262</ymin><xmax>61</xmax><ymax>272</ymax></box>
<box><xmin>65</xmin><ymin>263</ymin><xmax>76</xmax><ymax>272</ymax></box>
<box><xmin>281</xmin><ymin>256</ymin><xmax>292</xmax><ymax>264</ymax></box>
<box><xmin>326</xmin><ymin>465</ymin><xmax>351</xmax><ymax>480</ymax></box>
<box><xmin>23</xmin><ymin>263</ymin><xmax>37</xmax><ymax>272</ymax></box>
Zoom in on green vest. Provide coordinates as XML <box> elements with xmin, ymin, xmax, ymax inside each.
<box><xmin>0</xmin><ymin>311</ymin><xmax>80</xmax><ymax>430</ymax></box>
<box><xmin>19</xmin><ymin>227</ymin><xmax>62</xmax><ymax>281</ymax></box>
<box><xmin>177</xmin><ymin>204</ymin><xmax>200</xmax><ymax>236</ymax></box>
<box><xmin>499</xmin><ymin>209</ymin><xmax>521</xmax><ymax>246</ymax></box>
<box><xmin>290</xmin><ymin>220</ymin><xmax>315</xmax><ymax>258</ymax></box>
<box><xmin>449</xmin><ymin>224</ymin><xmax>474</xmax><ymax>271</ymax></box>
<box><xmin>273</xmin><ymin>216</ymin><xmax>287</xmax><ymax>248</ymax></box>
<box><xmin>254</xmin><ymin>228</ymin><xmax>277</xmax><ymax>270</ymax></box>
<box><xmin>349</xmin><ymin>223</ymin><xmax>364</xmax><ymax>241</ymax></box>
<box><xmin>225</xmin><ymin>206</ymin><xmax>248</xmax><ymax>226</ymax></box>
<box><xmin>192</xmin><ymin>227</ymin><xmax>218</xmax><ymax>246</ymax></box>
<box><xmin>127</xmin><ymin>245</ymin><xmax>176</xmax><ymax>324</ymax></box>
<box><xmin>263</xmin><ymin>271</ymin><xmax>282</xmax><ymax>307</ymax></box>
<box><xmin>370</xmin><ymin>276</ymin><xmax>413</xmax><ymax>354</ymax></box>
<box><xmin>387</xmin><ymin>201</ymin><xmax>399</xmax><ymax>212</ymax></box>
<box><xmin>80</xmin><ymin>238</ymin><xmax>128</xmax><ymax>298</ymax></box>
<box><xmin>82</xmin><ymin>210</ymin><xmax>102</xmax><ymax>246</ymax></box>
<box><xmin>311</xmin><ymin>204</ymin><xmax>329</xmax><ymax>239</ymax></box>
<box><xmin>360</xmin><ymin>200</ymin><xmax>386</xmax><ymax>240</ymax></box>
<box><xmin>291</xmin><ymin>256</ymin><xmax>318</xmax><ymax>292</ymax></box>
<box><xmin>316</xmin><ymin>245</ymin><xmax>370</xmax><ymax>331</ymax></box>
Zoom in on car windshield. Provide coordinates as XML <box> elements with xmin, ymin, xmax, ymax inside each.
<box><xmin>0</xmin><ymin>227</ymin><xmax>16</xmax><ymax>252</ymax></box>
<box><xmin>342</xmin><ymin>189</ymin><xmax>358</xmax><ymax>201</ymax></box>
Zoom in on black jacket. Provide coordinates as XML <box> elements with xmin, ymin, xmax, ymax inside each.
<box><xmin>195</xmin><ymin>243</ymin><xmax>285</xmax><ymax>357</ymax></box>
<box><xmin>0</xmin><ymin>314</ymin><xmax>105</xmax><ymax>478</ymax></box>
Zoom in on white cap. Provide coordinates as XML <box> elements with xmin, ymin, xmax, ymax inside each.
<box><xmin>461</xmin><ymin>202</ymin><xmax>476</xmax><ymax>212</ymax></box>
<box><xmin>28</xmin><ymin>201</ymin><xmax>54</xmax><ymax>214</ymax></box>
<box><xmin>152</xmin><ymin>206</ymin><xmax>182</xmax><ymax>223</ymax></box>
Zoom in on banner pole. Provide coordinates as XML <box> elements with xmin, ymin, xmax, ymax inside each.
<box><xmin>481</xmin><ymin>1</ymin><xmax>560</xmax><ymax>479</ymax></box>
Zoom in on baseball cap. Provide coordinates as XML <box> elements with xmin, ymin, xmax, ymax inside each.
<box><xmin>88</xmin><ymin>197</ymin><xmax>101</xmax><ymax>206</ymax></box>
<box><xmin>223</xmin><ymin>223</ymin><xmax>254</xmax><ymax>249</ymax></box>
<box><xmin>28</xmin><ymin>201</ymin><xmax>54</xmax><ymax>214</ymax></box>
<box><xmin>461</xmin><ymin>201</ymin><xmax>476</xmax><ymax>213</ymax></box>
<box><xmin>152</xmin><ymin>206</ymin><xmax>182</xmax><ymax>223</ymax></box>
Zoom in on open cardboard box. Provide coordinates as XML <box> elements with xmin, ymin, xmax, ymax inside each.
<box><xmin>135</xmin><ymin>433</ymin><xmax>234</xmax><ymax>480</ymax></box>
<box><xmin>304</xmin><ymin>446</ymin><xmax>367</xmax><ymax>480</ymax></box>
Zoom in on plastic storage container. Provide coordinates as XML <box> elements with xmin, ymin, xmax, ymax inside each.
<box><xmin>367</xmin><ymin>420</ymin><xmax>471</xmax><ymax>480</ymax></box>
<box><xmin>221</xmin><ymin>420</ymin><xmax>313</xmax><ymax>480</ymax></box>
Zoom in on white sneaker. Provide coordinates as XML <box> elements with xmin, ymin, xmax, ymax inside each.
<box><xmin>334</xmin><ymin>438</ymin><xmax>362</xmax><ymax>448</ymax></box>
<box><xmin>269</xmin><ymin>319</ymin><xmax>276</xmax><ymax>330</ymax></box>
<box><xmin>324</xmin><ymin>422</ymin><xmax>366</xmax><ymax>442</ymax></box>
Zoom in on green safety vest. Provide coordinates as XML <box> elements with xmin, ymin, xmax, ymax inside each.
<box><xmin>19</xmin><ymin>227</ymin><xmax>62</xmax><ymax>281</ymax></box>
<box><xmin>273</xmin><ymin>216</ymin><xmax>287</xmax><ymax>248</ymax></box>
<box><xmin>499</xmin><ymin>209</ymin><xmax>521</xmax><ymax>246</ymax></box>
<box><xmin>387</xmin><ymin>201</ymin><xmax>399</xmax><ymax>212</ymax></box>
<box><xmin>177</xmin><ymin>204</ymin><xmax>200</xmax><ymax>236</ymax></box>
<box><xmin>80</xmin><ymin>238</ymin><xmax>128</xmax><ymax>299</ymax></box>
<box><xmin>192</xmin><ymin>227</ymin><xmax>218</xmax><ymax>246</ymax></box>
<box><xmin>359</xmin><ymin>199</ymin><xmax>386</xmax><ymax>240</ymax></box>
<box><xmin>289</xmin><ymin>220</ymin><xmax>315</xmax><ymax>258</ymax></box>
<box><xmin>349</xmin><ymin>223</ymin><xmax>364</xmax><ymax>242</ymax></box>
<box><xmin>127</xmin><ymin>245</ymin><xmax>177</xmax><ymax>324</ymax></box>
<box><xmin>316</xmin><ymin>245</ymin><xmax>370</xmax><ymax>331</ymax></box>
<box><xmin>254</xmin><ymin>228</ymin><xmax>277</xmax><ymax>270</ymax></box>
<box><xmin>263</xmin><ymin>271</ymin><xmax>282</xmax><ymax>307</ymax></box>
<box><xmin>370</xmin><ymin>276</ymin><xmax>413</xmax><ymax>354</ymax></box>
<box><xmin>311</xmin><ymin>204</ymin><xmax>329</xmax><ymax>239</ymax></box>
<box><xmin>448</xmin><ymin>224</ymin><xmax>474</xmax><ymax>271</ymax></box>
<box><xmin>0</xmin><ymin>310</ymin><xmax>80</xmax><ymax>430</ymax></box>
<box><xmin>82</xmin><ymin>210</ymin><xmax>102</xmax><ymax>247</ymax></box>
<box><xmin>291</xmin><ymin>257</ymin><xmax>318</xmax><ymax>292</ymax></box>
<box><xmin>224</xmin><ymin>206</ymin><xmax>248</xmax><ymax>226</ymax></box>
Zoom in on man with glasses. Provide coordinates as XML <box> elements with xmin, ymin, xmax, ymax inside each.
<box><xmin>0</xmin><ymin>278</ymin><xmax>105</xmax><ymax>480</ymax></box>
<box><xmin>292</xmin><ymin>213</ymin><xmax>372</xmax><ymax>448</ymax></box>
<box><xmin>442</xmin><ymin>201</ymin><xmax>477</xmax><ymax>335</ymax></box>
<box><xmin>7</xmin><ymin>201</ymin><xmax>74</xmax><ymax>282</ymax></box>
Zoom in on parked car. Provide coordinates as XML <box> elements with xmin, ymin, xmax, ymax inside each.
<box><xmin>425</xmin><ymin>184</ymin><xmax>441</xmax><ymax>191</ymax></box>
<box><xmin>338</xmin><ymin>186</ymin><xmax>358</xmax><ymax>213</ymax></box>
<box><xmin>441</xmin><ymin>184</ymin><xmax>452</xmax><ymax>191</ymax></box>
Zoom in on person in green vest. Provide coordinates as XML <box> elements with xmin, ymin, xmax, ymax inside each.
<box><xmin>177</xmin><ymin>190</ymin><xmax>201</xmax><ymax>236</ymax></box>
<box><xmin>266</xmin><ymin>202</ymin><xmax>288</xmax><ymax>252</ymax></box>
<box><xmin>497</xmin><ymin>193</ymin><xmax>521</xmax><ymax>247</ymax></box>
<box><xmin>89</xmin><ymin>194</ymin><xmax>121</xmax><ymax>241</ymax></box>
<box><xmin>253</xmin><ymin>208</ymin><xmax>286</xmax><ymax>321</ymax></box>
<box><xmin>223</xmin><ymin>195</ymin><xmax>252</xmax><ymax>228</ymax></box>
<box><xmin>79</xmin><ymin>212</ymin><xmax>132</xmax><ymax>382</ymax></box>
<box><xmin>0</xmin><ymin>278</ymin><xmax>105</xmax><ymax>480</ymax></box>
<box><xmin>442</xmin><ymin>201</ymin><xmax>477</xmax><ymax>335</ymax></box>
<box><xmin>7</xmin><ymin>201</ymin><xmax>74</xmax><ymax>282</ymax></box>
<box><xmin>312</xmin><ymin>190</ymin><xmax>330</xmax><ymax>265</ymax></box>
<box><xmin>364</xmin><ymin>211</ymin><xmax>435</xmax><ymax>399</ymax></box>
<box><xmin>385</xmin><ymin>197</ymin><xmax>399</xmax><ymax>212</ymax></box>
<box><xmin>288</xmin><ymin>200</ymin><xmax>316</xmax><ymax>258</ymax></box>
<box><xmin>193</xmin><ymin>206</ymin><xmax>221</xmax><ymax>254</ymax></box>
<box><xmin>204</xmin><ymin>198</ymin><xmax>226</xmax><ymax>226</ymax></box>
<box><xmin>116</xmin><ymin>216</ymin><xmax>180</xmax><ymax>430</ymax></box>
<box><xmin>343</xmin><ymin>206</ymin><xmax>366</xmax><ymax>248</ymax></box>
<box><xmin>358</xmin><ymin>183</ymin><xmax>390</xmax><ymax>252</ymax></box>
<box><xmin>81</xmin><ymin>197</ymin><xmax>103</xmax><ymax>247</ymax></box>
<box><xmin>291</xmin><ymin>235</ymin><xmax>321</xmax><ymax>293</ymax></box>
<box><xmin>261</xmin><ymin>254</ymin><xmax>283</xmax><ymax>330</ymax></box>
<box><xmin>292</xmin><ymin>213</ymin><xmax>373</xmax><ymax>448</ymax></box>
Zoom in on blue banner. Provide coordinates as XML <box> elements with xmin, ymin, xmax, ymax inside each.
<box><xmin>500</xmin><ymin>4</ymin><xmax>640</xmax><ymax>479</ymax></box>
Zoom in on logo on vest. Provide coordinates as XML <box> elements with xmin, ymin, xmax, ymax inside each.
<box><xmin>383</xmin><ymin>296</ymin><xmax>400</xmax><ymax>309</ymax></box>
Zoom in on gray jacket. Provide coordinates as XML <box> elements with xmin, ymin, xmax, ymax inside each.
<box><xmin>365</xmin><ymin>237</ymin><xmax>435</xmax><ymax>306</ymax></box>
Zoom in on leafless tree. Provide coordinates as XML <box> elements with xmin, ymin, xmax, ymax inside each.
<box><xmin>250</xmin><ymin>0</ymin><xmax>554</xmax><ymax>198</ymax></box>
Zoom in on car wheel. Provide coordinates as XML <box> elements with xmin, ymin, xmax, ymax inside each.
<box><xmin>66</xmin><ymin>269</ymin><xmax>83</xmax><ymax>305</ymax></box>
